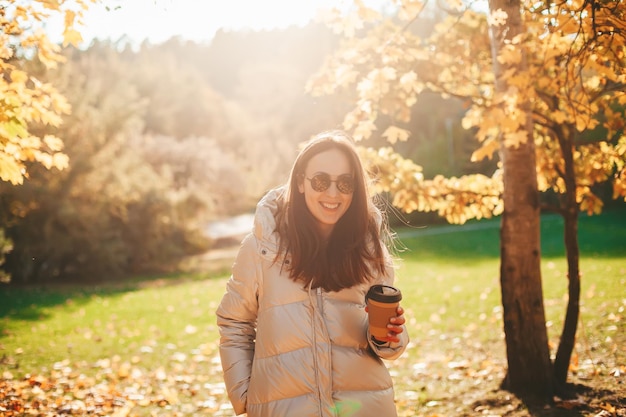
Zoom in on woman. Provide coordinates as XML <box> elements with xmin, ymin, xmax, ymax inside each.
<box><xmin>217</xmin><ymin>130</ymin><xmax>409</xmax><ymax>417</ymax></box>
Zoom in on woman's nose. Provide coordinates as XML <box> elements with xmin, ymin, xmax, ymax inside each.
<box><xmin>325</xmin><ymin>182</ymin><xmax>340</xmax><ymax>196</ymax></box>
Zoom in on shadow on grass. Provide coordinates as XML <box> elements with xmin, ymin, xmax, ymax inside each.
<box><xmin>0</xmin><ymin>244</ymin><xmax>237</xmax><ymax>328</ymax></box>
<box><xmin>0</xmin><ymin>283</ymin><xmax>126</xmax><ymax>343</ymax></box>
<box><xmin>0</xmin><ymin>282</ymin><xmax>133</xmax><ymax>323</ymax></box>
<box><xmin>469</xmin><ymin>383</ymin><xmax>626</xmax><ymax>416</ymax></box>
<box><xmin>0</xmin><ymin>268</ymin><xmax>226</xmax><ymax>340</ymax></box>
<box><xmin>397</xmin><ymin>207</ymin><xmax>626</xmax><ymax>261</ymax></box>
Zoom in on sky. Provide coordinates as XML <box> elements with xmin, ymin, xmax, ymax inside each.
<box><xmin>80</xmin><ymin>0</ymin><xmax>349</xmax><ymax>45</ymax></box>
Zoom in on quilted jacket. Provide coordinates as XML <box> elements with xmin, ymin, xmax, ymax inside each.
<box><xmin>216</xmin><ymin>188</ymin><xmax>409</xmax><ymax>417</ymax></box>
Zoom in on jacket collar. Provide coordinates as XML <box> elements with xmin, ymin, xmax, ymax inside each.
<box><xmin>253</xmin><ymin>186</ymin><xmax>285</xmax><ymax>247</ymax></box>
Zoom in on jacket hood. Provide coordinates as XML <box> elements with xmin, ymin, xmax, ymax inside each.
<box><xmin>253</xmin><ymin>186</ymin><xmax>285</xmax><ymax>246</ymax></box>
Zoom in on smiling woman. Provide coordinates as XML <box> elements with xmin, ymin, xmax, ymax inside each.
<box><xmin>216</xmin><ymin>130</ymin><xmax>409</xmax><ymax>417</ymax></box>
<box><xmin>80</xmin><ymin>0</ymin><xmax>344</xmax><ymax>44</ymax></box>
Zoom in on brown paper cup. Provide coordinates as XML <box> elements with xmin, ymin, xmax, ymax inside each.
<box><xmin>366</xmin><ymin>285</ymin><xmax>402</xmax><ymax>341</ymax></box>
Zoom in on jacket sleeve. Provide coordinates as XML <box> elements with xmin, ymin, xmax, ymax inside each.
<box><xmin>367</xmin><ymin>245</ymin><xmax>410</xmax><ymax>360</ymax></box>
<box><xmin>216</xmin><ymin>234</ymin><xmax>260</xmax><ymax>415</ymax></box>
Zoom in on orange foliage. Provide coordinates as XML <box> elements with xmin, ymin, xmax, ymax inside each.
<box><xmin>0</xmin><ymin>0</ymin><xmax>97</xmax><ymax>185</ymax></box>
<box><xmin>308</xmin><ymin>0</ymin><xmax>626</xmax><ymax>222</ymax></box>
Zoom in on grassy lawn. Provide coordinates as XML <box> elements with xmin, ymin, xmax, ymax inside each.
<box><xmin>0</xmin><ymin>208</ymin><xmax>624</xmax><ymax>416</ymax></box>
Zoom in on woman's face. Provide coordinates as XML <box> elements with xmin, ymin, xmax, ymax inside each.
<box><xmin>298</xmin><ymin>148</ymin><xmax>354</xmax><ymax>238</ymax></box>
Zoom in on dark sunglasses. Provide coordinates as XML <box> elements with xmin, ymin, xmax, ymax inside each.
<box><xmin>305</xmin><ymin>173</ymin><xmax>355</xmax><ymax>194</ymax></box>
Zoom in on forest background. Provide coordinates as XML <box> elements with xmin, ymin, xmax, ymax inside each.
<box><xmin>1</xmin><ymin>7</ymin><xmax>496</xmax><ymax>284</ymax></box>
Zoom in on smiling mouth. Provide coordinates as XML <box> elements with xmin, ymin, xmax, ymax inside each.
<box><xmin>321</xmin><ymin>202</ymin><xmax>340</xmax><ymax>209</ymax></box>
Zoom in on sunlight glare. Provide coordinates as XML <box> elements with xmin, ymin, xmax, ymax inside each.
<box><xmin>81</xmin><ymin>0</ymin><xmax>347</xmax><ymax>44</ymax></box>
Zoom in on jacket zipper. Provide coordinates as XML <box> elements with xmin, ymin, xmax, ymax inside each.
<box><xmin>317</xmin><ymin>286</ymin><xmax>324</xmax><ymax>317</ymax></box>
<box><xmin>310</xmin><ymin>286</ymin><xmax>323</xmax><ymax>415</ymax></box>
<box><xmin>317</xmin><ymin>287</ymin><xmax>335</xmax><ymax>416</ymax></box>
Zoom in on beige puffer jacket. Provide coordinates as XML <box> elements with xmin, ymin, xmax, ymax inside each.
<box><xmin>216</xmin><ymin>188</ymin><xmax>409</xmax><ymax>417</ymax></box>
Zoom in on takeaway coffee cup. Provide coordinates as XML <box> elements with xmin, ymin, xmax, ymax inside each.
<box><xmin>366</xmin><ymin>284</ymin><xmax>402</xmax><ymax>341</ymax></box>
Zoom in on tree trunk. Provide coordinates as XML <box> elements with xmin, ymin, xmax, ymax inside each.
<box><xmin>498</xmin><ymin>144</ymin><xmax>554</xmax><ymax>400</ymax></box>
<box><xmin>552</xmin><ymin>127</ymin><xmax>581</xmax><ymax>391</ymax></box>
<box><xmin>488</xmin><ymin>0</ymin><xmax>554</xmax><ymax>401</ymax></box>
<box><xmin>553</xmin><ymin>208</ymin><xmax>580</xmax><ymax>389</ymax></box>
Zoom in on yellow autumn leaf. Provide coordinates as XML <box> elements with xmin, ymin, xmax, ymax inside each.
<box><xmin>335</xmin><ymin>64</ymin><xmax>359</xmax><ymax>86</ymax></box>
<box><xmin>63</xmin><ymin>28</ymin><xmax>83</xmax><ymax>46</ymax></box>
<box><xmin>380</xmin><ymin>66</ymin><xmax>397</xmax><ymax>81</ymax></box>
<box><xmin>552</xmin><ymin>110</ymin><xmax>568</xmax><ymax>124</ymax></box>
<box><xmin>356</xmin><ymin>3</ymin><xmax>381</xmax><ymax>21</ymax></box>
<box><xmin>461</xmin><ymin>108</ymin><xmax>482</xmax><ymax>130</ymax></box>
<box><xmin>352</xmin><ymin>119</ymin><xmax>377</xmax><ymax>141</ymax></box>
<box><xmin>43</xmin><ymin>135</ymin><xmax>64</xmax><ymax>151</ymax></box>
<box><xmin>613</xmin><ymin>170</ymin><xmax>626</xmax><ymax>200</ymax></box>
<box><xmin>399</xmin><ymin>71</ymin><xmax>419</xmax><ymax>93</ymax></box>
<box><xmin>503</xmin><ymin>130</ymin><xmax>528</xmax><ymax>147</ymax></box>
<box><xmin>35</xmin><ymin>152</ymin><xmax>54</xmax><ymax>169</ymax></box>
<box><xmin>52</xmin><ymin>152</ymin><xmax>69</xmax><ymax>170</ymax></box>
<box><xmin>64</xmin><ymin>9</ymin><xmax>76</xmax><ymax>26</ymax></box>
<box><xmin>3</xmin><ymin>142</ymin><xmax>21</xmax><ymax>157</ymax></box>
<box><xmin>579</xmin><ymin>193</ymin><xmax>604</xmax><ymax>215</ymax></box>
<box><xmin>382</xmin><ymin>126</ymin><xmax>411</xmax><ymax>144</ymax></box>
<box><xmin>40</xmin><ymin>0</ymin><xmax>62</xmax><ymax>11</ymax></box>
<box><xmin>0</xmin><ymin>39</ymin><xmax>14</xmax><ymax>60</ymax></box>
<box><xmin>0</xmin><ymin>152</ymin><xmax>25</xmax><ymax>185</ymax></box>
<box><xmin>585</xmin><ymin>76</ymin><xmax>601</xmax><ymax>89</ymax></box>
<box><xmin>497</xmin><ymin>45</ymin><xmax>522</xmax><ymax>65</ymax></box>
<box><xmin>10</xmin><ymin>69</ymin><xmax>29</xmax><ymax>84</ymax></box>
<box><xmin>471</xmin><ymin>138</ymin><xmax>500</xmax><ymax>161</ymax></box>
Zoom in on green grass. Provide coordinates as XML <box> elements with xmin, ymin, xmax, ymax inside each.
<box><xmin>0</xmin><ymin>208</ymin><xmax>624</xmax><ymax>416</ymax></box>
<box><xmin>1</xmin><ymin>275</ymin><xmax>226</xmax><ymax>376</ymax></box>
<box><xmin>394</xmin><ymin>209</ymin><xmax>626</xmax><ymax>336</ymax></box>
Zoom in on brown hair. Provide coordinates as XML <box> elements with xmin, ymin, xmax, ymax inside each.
<box><xmin>275</xmin><ymin>130</ymin><xmax>388</xmax><ymax>292</ymax></box>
